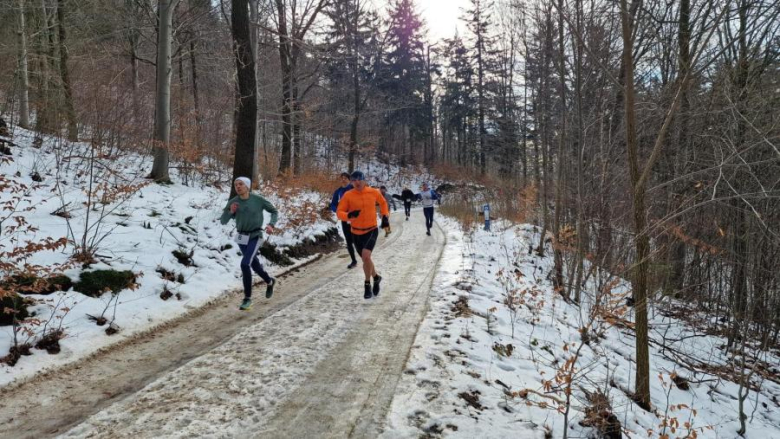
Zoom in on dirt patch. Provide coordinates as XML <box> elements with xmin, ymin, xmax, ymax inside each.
<box><xmin>261</xmin><ymin>226</ymin><xmax>342</xmax><ymax>267</ymax></box>
<box><xmin>172</xmin><ymin>248</ymin><xmax>195</xmax><ymax>267</ymax></box>
<box><xmin>492</xmin><ymin>342</ymin><xmax>514</xmax><ymax>358</ymax></box>
<box><xmin>458</xmin><ymin>390</ymin><xmax>484</xmax><ymax>410</ymax></box>
<box><xmin>581</xmin><ymin>390</ymin><xmax>622</xmax><ymax>439</ymax></box>
<box><xmin>35</xmin><ymin>330</ymin><xmax>64</xmax><ymax>354</ymax></box>
<box><xmin>1</xmin><ymin>343</ymin><xmax>33</xmax><ymax>367</ymax></box>
<box><xmin>451</xmin><ymin>295</ymin><xmax>471</xmax><ymax>317</ymax></box>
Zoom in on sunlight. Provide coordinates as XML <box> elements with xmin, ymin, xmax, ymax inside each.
<box><xmin>419</xmin><ymin>0</ymin><xmax>470</xmax><ymax>41</ymax></box>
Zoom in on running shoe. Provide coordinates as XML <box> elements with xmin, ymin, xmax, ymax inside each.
<box><xmin>373</xmin><ymin>275</ymin><xmax>382</xmax><ymax>296</ymax></box>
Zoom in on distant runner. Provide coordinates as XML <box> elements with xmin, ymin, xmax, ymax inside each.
<box><xmin>330</xmin><ymin>172</ymin><xmax>358</xmax><ymax>269</ymax></box>
<box><xmin>379</xmin><ymin>185</ymin><xmax>398</xmax><ymax>213</ymax></box>
<box><xmin>337</xmin><ymin>171</ymin><xmax>390</xmax><ymax>299</ymax></box>
<box><xmin>416</xmin><ymin>182</ymin><xmax>439</xmax><ymax>236</ymax></box>
<box><xmin>379</xmin><ymin>186</ymin><xmax>397</xmax><ymax>236</ymax></box>
<box><xmin>400</xmin><ymin>187</ymin><xmax>415</xmax><ymax>221</ymax></box>
<box><xmin>221</xmin><ymin>177</ymin><xmax>278</xmax><ymax>311</ymax></box>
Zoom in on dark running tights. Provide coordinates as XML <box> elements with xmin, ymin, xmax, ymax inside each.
<box><xmin>342</xmin><ymin>221</ymin><xmax>357</xmax><ymax>262</ymax></box>
<box><xmin>238</xmin><ymin>237</ymin><xmax>272</xmax><ymax>298</ymax></box>
<box><xmin>423</xmin><ymin>207</ymin><xmax>434</xmax><ymax>231</ymax></box>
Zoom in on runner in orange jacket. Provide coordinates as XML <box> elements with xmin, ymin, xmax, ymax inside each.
<box><xmin>337</xmin><ymin>170</ymin><xmax>390</xmax><ymax>299</ymax></box>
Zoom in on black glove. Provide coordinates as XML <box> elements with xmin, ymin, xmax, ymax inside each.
<box><xmin>347</xmin><ymin>210</ymin><xmax>361</xmax><ymax>219</ymax></box>
<box><xmin>381</xmin><ymin>215</ymin><xmax>390</xmax><ymax>229</ymax></box>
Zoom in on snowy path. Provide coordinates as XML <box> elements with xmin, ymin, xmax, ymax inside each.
<box><xmin>3</xmin><ymin>213</ymin><xmax>444</xmax><ymax>439</ymax></box>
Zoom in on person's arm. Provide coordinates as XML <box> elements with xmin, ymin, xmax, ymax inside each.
<box><xmin>261</xmin><ymin>197</ymin><xmax>279</xmax><ymax>226</ymax></box>
<box><xmin>336</xmin><ymin>193</ymin><xmax>351</xmax><ymax>222</ymax></box>
<box><xmin>329</xmin><ymin>188</ymin><xmax>340</xmax><ymax>213</ymax></box>
<box><xmin>377</xmin><ymin>190</ymin><xmax>390</xmax><ymax>217</ymax></box>
<box><xmin>431</xmin><ymin>190</ymin><xmax>439</xmax><ymax>201</ymax></box>
<box><xmin>220</xmin><ymin>197</ymin><xmax>237</xmax><ymax>225</ymax></box>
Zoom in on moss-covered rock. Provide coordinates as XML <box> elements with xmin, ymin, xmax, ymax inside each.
<box><xmin>74</xmin><ymin>270</ymin><xmax>137</xmax><ymax>297</ymax></box>
<box><xmin>0</xmin><ymin>294</ymin><xmax>30</xmax><ymax>326</ymax></box>
<box><xmin>282</xmin><ymin>227</ymin><xmax>342</xmax><ymax>260</ymax></box>
<box><xmin>8</xmin><ymin>273</ymin><xmax>73</xmax><ymax>295</ymax></box>
<box><xmin>259</xmin><ymin>241</ymin><xmax>294</xmax><ymax>266</ymax></box>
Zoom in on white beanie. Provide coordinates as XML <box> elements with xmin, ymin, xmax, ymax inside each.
<box><xmin>235</xmin><ymin>177</ymin><xmax>251</xmax><ymax>189</ymax></box>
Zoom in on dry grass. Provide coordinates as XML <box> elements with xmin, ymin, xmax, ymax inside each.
<box><xmin>439</xmin><ymin>196</ymin><xmax>480</xmax><ymax>233</ymax></box>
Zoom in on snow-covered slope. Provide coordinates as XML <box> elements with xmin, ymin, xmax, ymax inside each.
<box><xmin>0</xmin><ymin>128</ymin><xmax>334</xmax><ymax>387</ymax></box>
<box><xmin>384</xmin><ymin>218</ymin><xmax>780</xmax><ymax>439</ymax></box>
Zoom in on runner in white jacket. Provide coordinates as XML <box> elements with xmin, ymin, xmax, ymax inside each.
<box><xmin>416</xmin><ymin>182</ymin><xmax>439</xmax><ymax>236</ymax></box>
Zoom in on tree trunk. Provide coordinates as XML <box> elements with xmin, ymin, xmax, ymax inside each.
<box><xmin>728</xmin><ymin>0</ymin><xmax>750</xmax><ymax>349</ymax></box>
<box><xmin>665</xmin><ymin>0</ymin><xmax>691</xmax><ymax>297</ymax></box>
<box><xmin>249</xmin><ymin>0</ymin><xmax>261</xmax><ymax>183</ymax></box>
<box><xmin>275</xmin><ymin>0</ymin><xmax>293</xmax><ymax>175</ymax></box>
<box><xmin>553</xmin><ymin>0</ymin><xmax>567</xmax><ymax>295</ymax></box>
<box><xmin>292</xmin><ymin>84</ymin><xmax>301</xmax><ymax>174</ymax></box>
<box><xmin>149</xmin><ymin>0</ymin><xmax>178</xmax><ymax>182</ymax></box>
<box><xmin>620</xmin><ymin>0</ymin><xmax>651</xmax><ymax>410</ymax></box>
<box><xmin>56</xmin><ymin>0</ymin><xmax>77</xmax><ymax>141</ymax></box>
<box><xmin>189</xmin><ymin>37</ymin><xmax>201</xmax><ymax>142</ymax></box>
<box><xmin>17</xmin><ymin>0</ymin><xmax>31</xmax><ymax>129</ymax></box>
<box><xmin>348</xmin><ymin>50</ymin><xmax>360</xmax><ymax>172</ymax></box>
<box><xmin>35</xmin><ymin>0</ymin><xmax>53</xmax><ymax>134</ymax></box>
<box><xmin>426</xmin><ymin>44</ymin><xmax>434</xmax><ymax>165</ymax></box>
<box><xmin>572</xmin><ymin>0</ymin><xmax>585</xmax><ymax>304</ymax></box>
<box><xmin>130</xmin><ymin>37</ymin><xmax>140</xmax><ymax>121</ymax></box>
<box><xmin>477</xmin><ymin>25</ymin><xmax>487</xmax><ymax>175</ymax></box>
<box><xmin>230</xmin><ymin>0</ymin><xmax>258</xmax><ymax>196</ymax></box>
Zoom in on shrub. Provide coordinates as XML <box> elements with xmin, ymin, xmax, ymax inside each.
<box><xmin>0</xmin><ymin>294</ymin><xmax>30</xmax><ymax>326</ymax></box>
<box><xmin>8</xmin><ymin>274</ymin><xmax>73</xmax><ymax>295</ymax></box>
<box><xmin>74</xmin><ymin>270</ymin><xmax>137</xmax><ymax>297</ymax></box>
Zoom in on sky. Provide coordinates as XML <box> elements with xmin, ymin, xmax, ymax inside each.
<box><xmin>416</xmin><ymin>0</ymin><xmax>471</xmax><ymax>42</ymax></box>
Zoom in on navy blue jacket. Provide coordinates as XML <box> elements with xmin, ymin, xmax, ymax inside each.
<box><xmin>330</xmin><ymin>184</ymin><xmax>353</xmax><ymax>212</ymax></box>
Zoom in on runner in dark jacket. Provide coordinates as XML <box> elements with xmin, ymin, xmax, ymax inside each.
<box><xmin>400</xmin><ymin>188</ymin><xmax>415</xmax><ymax>221</ymax></box>
<box><xmin>330</xmin><ymin>172</ymin><xmax>358</xmax><ymax>269</ymax></box>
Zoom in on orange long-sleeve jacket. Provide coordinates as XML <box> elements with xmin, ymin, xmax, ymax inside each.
<box><xmin>337</xmin><ymin>186</ymin><xmax>389</xmax><ymax>235</ymax></box>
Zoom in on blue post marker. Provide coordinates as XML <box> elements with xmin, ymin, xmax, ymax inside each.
<box><xmin>483</xmin><ymin>203</ymin><xmax>491</xmax><ymax>231</ymax></box>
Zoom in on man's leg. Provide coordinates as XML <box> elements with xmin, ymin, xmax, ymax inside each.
<box><xmin>424</xmin><ymin>207</ymin><xmax>433</xmax><ymax>233</ymax></box>
<box><xmin>342</xmin><ymin>221</ymin><xmax>357</xmax><ymax>265</ymax></box>
<box><xmin>361</xmin><ymin>249</ymin><xmax>374</xmax><ymax>281</ymax></box>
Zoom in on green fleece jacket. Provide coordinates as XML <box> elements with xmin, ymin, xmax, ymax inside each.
<box><xmin>220</xmin><ymin>193</ymin><xmax>278</xmax><ymax>239</ymax></box>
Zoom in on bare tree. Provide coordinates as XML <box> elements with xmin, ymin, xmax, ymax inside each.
<box><xmin>273</xmin><ymin>0</ymin><xmax>330</xmax><ymax>175</ymax></box>
<box><xmin>56</xmin><ymin>0</ymin><xmax>77</xmax><ymax>141</ymax></box>
<box><xmin>149</xmin><ymin>0</ymin><xmax>179</xmax><ymax>182</ymax></box>
<box><xmin>230</xmin><ymin>0</ymin><xmax>257</xmax><ymax>195</ymax></box>
<box><xmin>16</xmin><ymin>0</ymin><xmax>31</xmax><ymax>129</ymax></box>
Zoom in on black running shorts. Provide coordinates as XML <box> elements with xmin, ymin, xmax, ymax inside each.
<box><xmin>353</xmin><ymin>227</ymin><xmax>379</xmax><ymax>254</ymax></box>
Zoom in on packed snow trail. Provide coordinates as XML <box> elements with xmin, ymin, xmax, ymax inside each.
<box><xmin>16</xmin><ymin>212</ymin><xmax>443</xmax><ymax>439</ymax></box>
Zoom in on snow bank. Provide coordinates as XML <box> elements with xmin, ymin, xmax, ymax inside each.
<box><xmin>385</xmin><ymin>217</ymin><xmax>780</xmax><ymax>438</ymax></box>
<box><xmin>0</xmin><ymin>128</ymin><xmax>334</xmax><ymax>388</ymax></box>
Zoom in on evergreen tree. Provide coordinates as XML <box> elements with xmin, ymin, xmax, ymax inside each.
<box><xmin>440</xmin><ymin>34</ymin><xmax>476</xmax><ymax>167</ymax></box>
<box><xmin>324</xmin><ymin>0</ymin><xmax>381</xmax><ymax>171</ymax></box>
<box><xmin>380</xmin><ymin>0</ymin><xmax>427</xmax><ymax>162</ymax></box>
<box><xmin>461</xmin><ymin>0</ymin><xmax>500</xmax><ymax>174</ymax></box>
